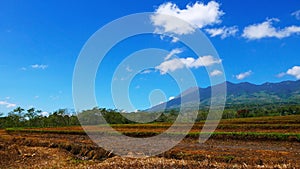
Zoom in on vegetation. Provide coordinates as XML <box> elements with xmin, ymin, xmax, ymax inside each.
<box><xmin>1</xmin><ymin>107</ymin><xmax>299</xmax><ymax>168</ymax></box>
<box><xmin>1</xmin><ymin>104</ymin><xmax>300</xmax><ymax>128</ymax></box>
<box><xmin>5</xmin><ymin>127</ymin><xmax>300</xmax><ymax>142</ymax></box>
<box><xmin>0</xmin><ymin>107</ymin><xmax>80</xmax><ymax>128</ymax></box>
<box><xmin>5</xmin><ymin>114</ymin><xmax>300</xmax><ymax>142</ymax></box>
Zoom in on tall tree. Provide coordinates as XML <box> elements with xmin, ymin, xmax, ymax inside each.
<box><xmin>25</xmin><ymin>108</ymin><xmax>37</xmax><ymax>127</ymax></box>
<box><xmin>25</xmin><ymin>108</ymin><xmax>36</xmax><ymax>120</ymax></box>
<box><xmin>13</xmin><ymin>107</ymin><xmax>25</xmax><ymax>125</ymax></box>
<box><xmin>13</xmin><ymin>107</ymin><xmax>24</xmax><ymax>117</ymax></box>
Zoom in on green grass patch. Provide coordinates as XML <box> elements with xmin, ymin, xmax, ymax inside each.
<box><xmin>6</xmin><ymin>128</ymin><xmax>300</xmax><ymax>142</ymax></box>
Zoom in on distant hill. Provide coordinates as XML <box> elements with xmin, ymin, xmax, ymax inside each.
<box><xmin>148</xmin><ymin>80</ymin><xmax>300</xmax><ymax>112</ymax></box>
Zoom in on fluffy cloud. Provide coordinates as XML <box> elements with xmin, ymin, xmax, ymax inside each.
<box><xmin>242</xmin><ymin>18</ymin><xmax>300</xmax><ymax>40</ymax></box>
<box><xmin>165</xmin><ymin>48</ymin><xmax>183</xmax><ymax>60</ymax></box>
<box><xmin>286</xmin><ymin>66</ymin><xmax>300</xmax><ymax>79</ymax></box>
<box><xmin>156</xmin><ymin>55</ymin><xmax>221</xmax><ymax>74</ymax></box>
<box><xmin>235</xmin><ymin>70</ymin><xmax>252</xmax><ymax>80</ymax></box>
<box><xmin>292</xmin><ymin>10</ymin><xmax>300</xmax><ymax>20</ymax></box>
<box><xmin>205</xmin><ymin>26</ymin><xmax>238</xmax><ymax>39</ymax></box>
<box><xmin>168</xmin><ymin>96</ymin><xmax>175</xmax><ymax>100</ymax></box>
<box><xmin>31</xmin><ymin>64</ymin><xmax>48</xmax><ymax>69</ymax></box>
<box><xmin>210</xmin><ymin>69</ymin><xmax>223</xmax><ymax>76</ymax></box>
<box><xmin>151</xmin><ymin>1</ymin><xmax>224</xmax><ymax>35</ymax></box>
<box><xmin>0</xmin><ymin>101</ymin><xmax>16</xmax><ymax>108</ymax></box>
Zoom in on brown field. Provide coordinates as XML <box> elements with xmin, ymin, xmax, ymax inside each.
<box><xmin>1</xmin><ymin>115</ymin><xmax>300</xmax><ymax>168</ymax></box>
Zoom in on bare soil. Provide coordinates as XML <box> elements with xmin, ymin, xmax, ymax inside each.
<box><xmin>0</xmin><ymin>129</ymin><xmax>299</xmax><ymax>168</ymax></box>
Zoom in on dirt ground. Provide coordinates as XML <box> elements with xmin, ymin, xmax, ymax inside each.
<box><xmin>0</xmin><ymin>129</ymin><xmax>299</xmax><ymax>169</ymax></box>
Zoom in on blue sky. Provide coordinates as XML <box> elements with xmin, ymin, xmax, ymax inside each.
<box><xmin>0</xmin><ymin>0</ymin><xmax>300</xmax><ymax>114</ymax></box>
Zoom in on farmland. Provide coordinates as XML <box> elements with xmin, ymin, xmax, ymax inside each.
<box><xmin>1</xmin><ymin>115</ymin><xmax>299</xmax><ymax>168</ymax></box>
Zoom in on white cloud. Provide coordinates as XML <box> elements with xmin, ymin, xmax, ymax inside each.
<box><xmin>276</xmin><ymin>72</ymin><xmax>286</xmax><ymax>78</ymax></box>
<box><xmin>210</xmin><ymin>69</ymin><xmax>223</xmax><ymax>76</ymax></box>
<box><xmin>165</xmin><ymin>48</ymin><xmax>183</xmax><ymax>60</ymax></box>
<box><xmin>171</xmin><ymin>36</ymin><xmax>179</xmax><ymax>43</ymax></box>
<box><xmin>34</xmin><ymin>95</ymin><xmax>39</xmax><ymax>99</ymax></box>
<box><xmin>292</xmin><ymin>10</ymin><xmax>300</xmax><ymax>20</ymax></box>
<box><xmin>156</xmin><ymin>58</ymin><xmax>185</xmax><ymax>74</ymax></box>
<box><xmin>140</xmin><ymin>69</ymin><xmax>152</xmax><ymax>74</ymax></box>
<box><xmin>151</xmin><ymin>1</ymin><xmax>224</xmax><ymax>35</ymax></box>
<box><xmin>0</xmin><ymin>101</ymin><xmax>16</xmax><ymax>108</ymax></box>
<box><xmin>242</xmin><ymin>18</ymin><xmax>300</xmax><ymax>40</ymax></box>
<box><xmin>168</xmin><ymin>96</ymin><xmax>175</xmax><ymax>100</ymax></box>
<box><xmin>192</xmin><ymin>55</ymin><xmax>222</xmax><ymax>67</ymax></box>
<box><xmin>31</xmin><ymin>64</ymin><xmax>48</xmax><ymax>70</ymax></box>
<box><xmin>156</xmin><ymin>55</ymin><xmax>221</xmax><ymax>74</ymax></box>
<box><xmin>205</xmin><ymin>26</ymin><xmax>238</xmax><ymax>39</ymax></box>
<box><xmin>235</xmin><ymin>70</ymin><xmax>252</xmax><ymax>80</ymax></box>
<box><xmin>286</xmin><ymin>66</ymin><xmax>300</xmax><ymax>79</ymax></box>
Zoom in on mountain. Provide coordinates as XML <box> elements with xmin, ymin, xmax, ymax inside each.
<box><xmin>148</xmin><ymin>80</ymin><xmax>300</xmax><ymax>112</ymax></box>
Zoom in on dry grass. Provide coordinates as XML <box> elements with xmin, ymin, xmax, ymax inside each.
<box><xmin>1</xmin><ymin>115</ymin><xmax>300</xmax><ymax>168</ymax></box>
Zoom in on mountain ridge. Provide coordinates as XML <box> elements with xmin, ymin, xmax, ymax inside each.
<box><xmin>147</xmin><ymin>80</ymin><xmax>300</xmax><ymax>112</ymax></box>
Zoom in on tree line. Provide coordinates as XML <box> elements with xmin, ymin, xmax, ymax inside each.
<box><xmin>1</xmin><ymin>104</ymin><xmax>300</xmax><ymax>128</ymax></box>
<box><xmin>0</xmin><ymin>107</ymin><xmax>80</xmax><ymax>128</ymax></box>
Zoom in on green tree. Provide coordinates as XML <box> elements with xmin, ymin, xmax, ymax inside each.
<box><xmin>14</xmin><ymin>106</ymin><xmax>24</xmax><ymax>115</ymax></box>
<box><xmin>13</xmin><ymin>107</ymin><xmax>24</xmax><ymax>120</ymax></box>
<box><xmin>7</xmin><ymin>111</ymin><xmax>20</xmax><ymax>127</ymax></box>
<box><xmin>11</xmin><ymin>107</ymin><xmax>25</xmax><ymax>126</ymax></box>
<box><xmin>25</xmin><ymin>108</ymin><xmax>37</xmax><ymax>127</ymax></box>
